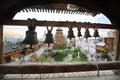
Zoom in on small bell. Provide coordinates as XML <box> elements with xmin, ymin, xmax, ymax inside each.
<box><xmin>67</xmin><ymin>27</ymin><xmax>75</xmax><ymax>40</ymax></box>
<box><xmin>77</xmin><ymin>28</ymin><xmax>82</xmax><ymax>37</ymax></box>
<box><xmin>93</xmin><ymin>29</ymin><xmax>100</xmax><ymax>38</ymax></box>
<box><xmin>44</xmin><ymin>27</ymin><xmax>54</xmax><ymax>46</ymax></box>
<box><xmin>84</xmin><ymin>28</ymin><xmax>91</xmax><ymax>39</ymax></box>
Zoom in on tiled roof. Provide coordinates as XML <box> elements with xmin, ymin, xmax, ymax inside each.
<box><xmin>3</xmin><ymin>45</ymin><xmax>25</xmax><ymax>54</ymax></box>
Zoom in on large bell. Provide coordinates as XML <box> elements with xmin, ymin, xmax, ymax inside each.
<box><xmin>21</xmin><ymin>29</ymin><xmax>39</xmax><ymax>45</ymax></box>
<box><xmin>21</xmin><ymin>19</ymin><xmax>39</xmax><ymax>45</ymax></box>
<box><xmin>84</xmin><ymin>28</ymin><xmax>91</xmax><ymax>39</ymax></box>
<box><xmin>77</xmin><ymin>28</ymin><xmax>82</xmax><ymax>37</ymax></box>
<box><xmin>44</xmin><ymin>28</ymin><xmax>54</xmax><ymax>46</ymax></box>
<box><xmin>67</xmin><ymin>27</ymin><xmax>75</xmax><ymax>40</ymax></box>
<box><xmin>93</xmin><ymin>29</ymin><xmax>100</xmax><ymax>38</ymax></box>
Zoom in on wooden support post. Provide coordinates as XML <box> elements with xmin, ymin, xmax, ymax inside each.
<box><xmin>116</xmin><ymin>29</ymin><xmax>120</xmax><ymax>60</ymax></box>
<box><xmin>0</xmin><ymin>25</ymin><xmax>3</xmax><ymax>64</ymax></box>
<box><xmin>114</xmin><ymin>29</ymin><xmax>120</xmax><ymax>74</ymax></box>
<box><xmin>0</xmin><ymin>25</ymin><xmax>4</xmax><ymax>79</ymax></box>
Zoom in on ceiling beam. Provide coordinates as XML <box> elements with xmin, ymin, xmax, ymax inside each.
<box><xmin>4</xmin><ymin>19</ymin><xmax>117</xmax><ymax>29</ymax></box>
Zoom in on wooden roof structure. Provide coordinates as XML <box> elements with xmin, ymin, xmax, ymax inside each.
<box><xmin>0</xmin><ymin>0</ymin><xmax>120</xmax><ymax>26</ymax></box>
<box><xmin>0</xmin><ymin>0</ymin><xmax>120</xmax><ymax>77</ymax></box>
<box><xmin>21</xmin><ymin>5</ymin><xmax>99</xmax><ymax>16</ymax></box>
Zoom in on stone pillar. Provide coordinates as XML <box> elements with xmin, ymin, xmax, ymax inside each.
<box><xmin>0</xmin><ymin>25</ymin><xmax>4</xmax><ymax>78</ymax></box>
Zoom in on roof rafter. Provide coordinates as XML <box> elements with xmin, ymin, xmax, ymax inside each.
<box><xmin>20</xmin><ymin>4</ymin><xmax>99</xmax><ymax>16</ymax></box>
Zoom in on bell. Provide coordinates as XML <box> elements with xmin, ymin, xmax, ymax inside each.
<box><xmin>67</xmin><ymin>27</ymin><xmax>75</xmax><ymax>40</ymax></box>
<box><xmin>77</xmin><ymin>28</ymin><xmax>82</xmax><ymax>37</ymax></box>
<box><xmin>84</xmin><ymin>28</ymin><xmax>91</xmax><ymax>39</ymax></box>
<box><xmin>21</xmin><ymin>29</ymin><xmax>39</xmax><ymax>45</ymax></box>
<box><xmin>21</xmin><ymin>18</ymin><xmax>39</xmax><ymax>50</ymax></box>
<box><xmin>93</xmin><ymin>29</ymin><xmax>100</xmax><ymax>38</ymax></box>
<box><xmin>21</xmin><ymin>19</ymin><xmax>39</xmax><ymax>45</ymax></box>
<box><xmin>44</xmin><ymin>29</ymin><xmax>54</xmax><ymax>46</ymax></box>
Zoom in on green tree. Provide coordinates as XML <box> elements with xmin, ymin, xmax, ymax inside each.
<box><xmin>38</xmin><ymin>54</ymin><xmax>47</xmax><ymax>62</ymax></box>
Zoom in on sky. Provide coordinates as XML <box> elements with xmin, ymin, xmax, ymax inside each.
<box><xmin>3</xmin><ymin>11</ymin><xmax>111</xmax><ymax>39</ymax></box>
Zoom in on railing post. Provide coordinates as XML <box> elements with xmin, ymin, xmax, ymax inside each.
<box><xmin>0</xmin><ymin>25</ymin><xmax>4</xmax><ymax>79</ymax></box>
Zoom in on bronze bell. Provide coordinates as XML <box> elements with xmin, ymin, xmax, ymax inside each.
<box><xmin>93</xmin><ymin>29</ymin><xmax>100</xmax><ymax>38</ymax></box>
<box><xmin>77</xmin><ymin>28</ymin><xmax>82</xmax><ymax>37</ymax></box>
<box><xmin>84</xmin><ymin>28</ymin><xmax>91</xmax><ymax>39</ymax></box>
<box><xmin>67</xmin><ymin>27</ymin><xmax>75</xmax><ymax>40</ymax></box>
<box><xmin>21</xmin><ymin>18</ymin><xmax>39</xmax><ymax>45</ymax></box>
<box><xmin>44</xmin><ymin>27</ymin><xmax>54</xmax><ymax>46</ymax></box>
<box><xmin>21</xmin><ymin>29</ymin><xmax>39</xmax><ymax>45</ymax></box>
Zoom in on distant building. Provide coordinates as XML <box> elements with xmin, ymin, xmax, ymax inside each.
<box><xmin>3</xmin><ymin>36</ymin><xmax>23</xmax><ymax>46</ymax></box>
<box><xmin>107</xmin><ymin>29</ymin><xmax>116</xmax><ymax>37</ymax></box>
<box><xmin>3</xmin><ymin>45</ymin><xmax>24</xmax><ymax>63</ymax></box>
<box><xmin>54</xmin><ymin>27</ymin><xmax>67</xmax><ymax>46</ymax></box>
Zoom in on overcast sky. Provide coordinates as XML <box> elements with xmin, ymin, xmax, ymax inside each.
<box><xmin>3</xmin><ymin>11</ymin><xmax>111</xmax><ymax>39</ymax></box>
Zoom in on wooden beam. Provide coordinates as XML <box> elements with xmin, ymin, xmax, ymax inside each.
<box><xmin>0</xmin><ymin>61</ymin><xmax>120</xmax><ymax>74</ymax></box>
<box><xmin>5</xmin><ymin>20</ymin><xmax>117</xmax><ymax>29</ymax></box>
<box><xmin>3</xmin><ymin>49</ymin><xmax>23</xmax><ymax>58</ymax></box>
<box><xmin>0</xmin><ymin>25</ymin><xmax>3</xmax><ymax>64</ymax></box>
<box><xmin>115</xmin><ymin>30</ymin><xmax>120</xmax><ymax>74</ymax></box>
<box><xmin>0</xmin><ymin>25</ymin><xmax>4</xmax><ymax>79</ymax></box>
<box><xmin>116</xmin><ymin>29</ymin><xmax>120</xmax><ymax>60</ymax></box>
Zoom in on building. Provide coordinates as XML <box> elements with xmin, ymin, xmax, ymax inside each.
<box><xmin>54</xmin><ymin>27</ymin><xmax>67</xmax><ymax>46</ymax></box>
<box><xmin>0</xmin><ymin>0</ymin><xmax>120</xmax><ymax>79</ymax></box>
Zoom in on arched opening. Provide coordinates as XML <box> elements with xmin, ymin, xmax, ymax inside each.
<box><xmin>0</xmin><ymin>1</ymin><xmax>119</xmax><ymax>79</ymax></box>
<box><xmin>3</xmin><ymin>3</ymin><xmax>117</xmax><ymax>63</ymax></box>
